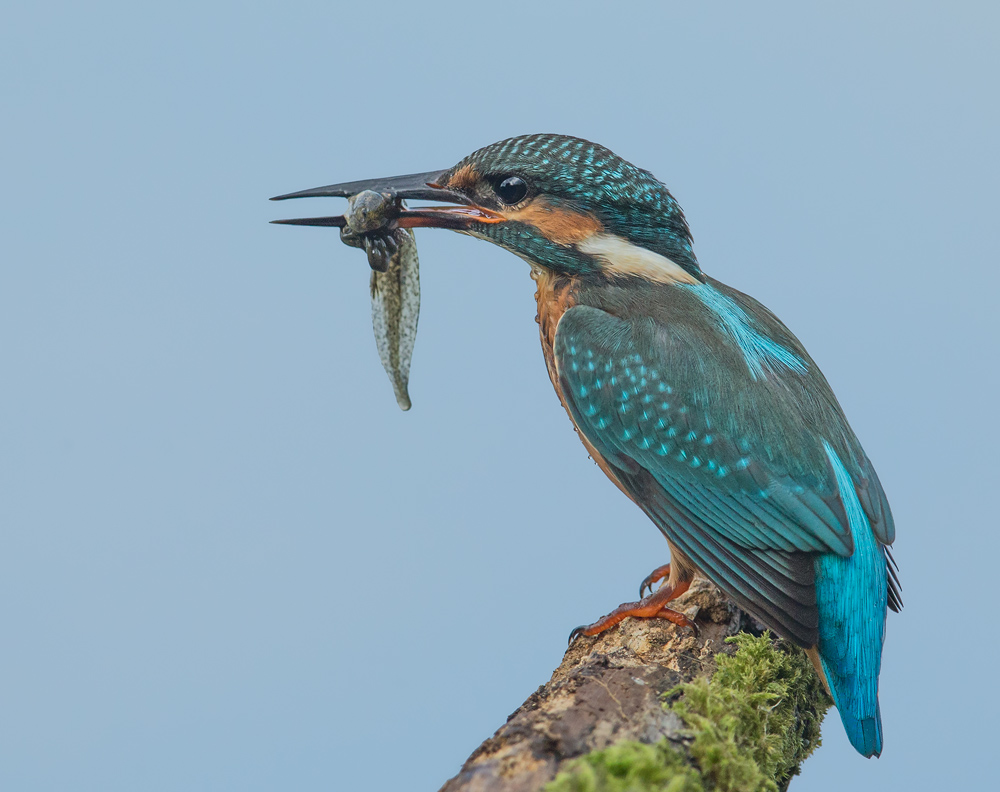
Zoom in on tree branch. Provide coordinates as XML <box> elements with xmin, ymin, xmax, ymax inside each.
<box><xmin>439</xmin><ymin>579</ymin><xmax>831</xmax><ymax>792</ymax></box>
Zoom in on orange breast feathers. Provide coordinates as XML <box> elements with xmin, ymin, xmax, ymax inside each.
<box><xmin>533</xmin><ymin>268</ymin><xmax>578</xmax><ymax>395</ymax></box>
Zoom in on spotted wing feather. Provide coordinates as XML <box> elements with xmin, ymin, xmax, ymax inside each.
<box><xmin>554</xmin><ymin>303</ymin><xmax>893</xmax><ymax>646</ymax></box>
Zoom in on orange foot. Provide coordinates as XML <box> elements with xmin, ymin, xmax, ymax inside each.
<box><xmin>568</xmin><ymin>575</ymin><xmax>697</xmax><ymax>645</ymax></box>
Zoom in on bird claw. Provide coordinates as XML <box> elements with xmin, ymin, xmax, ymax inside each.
<box><xmin>638</xmin><ymin>563</ymin><xmax>672</xmax><ymax>599</ymax></box>
<box><xmin>653</xmin><ymin>609</ymin><xmax>699</xmax><ymax>636</ymax></box>
<box><xmin>568</xmin><ymin>625</ymin><xmax>588</xmax><ymax>646</ymax></box>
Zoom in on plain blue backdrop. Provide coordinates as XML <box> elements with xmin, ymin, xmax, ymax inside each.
<box><xmin>2</xmin><ymin>2</ymin><xmax>997</xmax><ymax>789</ymax></box>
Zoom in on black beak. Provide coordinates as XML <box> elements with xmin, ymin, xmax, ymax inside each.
<box><xmin>270</xmin><ymin>169</ymin><xmax>504</xmax><ymax>229</ymax></box>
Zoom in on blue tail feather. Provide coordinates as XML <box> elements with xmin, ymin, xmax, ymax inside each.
<box><xmin>816</xmin><ymin>442</ymin><xmax>888</xmax><ymax>758</ymax></box>
<box><xmin>821</xmin><ymin>658</ymin><xmax>883</xmax><ymax>757</ymax></box>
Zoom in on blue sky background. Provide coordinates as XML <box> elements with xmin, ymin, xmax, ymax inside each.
<box><xmin>2</xmin><ymin>2</ymin><xmax>997</xmax><ymax>790</ymax></box>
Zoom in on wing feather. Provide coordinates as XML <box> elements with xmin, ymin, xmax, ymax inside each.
<box><xmin>555</xmin><ymin>302</ymin><xmax>895</xmax><ymax>646</ymax></box>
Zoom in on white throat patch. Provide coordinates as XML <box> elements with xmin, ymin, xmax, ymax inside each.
<box><xmin>575</xmin><ymin>233</ymin><xmax>699</xmax><ymax>285</ymax></box>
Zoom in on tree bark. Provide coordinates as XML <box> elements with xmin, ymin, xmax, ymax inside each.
<box><xmin>438</xmin><ymin>579</ymin><xmax>826</xmax><ymax>792</ymax></box>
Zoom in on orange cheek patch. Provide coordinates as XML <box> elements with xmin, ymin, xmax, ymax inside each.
<box><xmin>506</xmin><ymin>198</ymin><xmax>603</xmax><ymax>246</ymax></box>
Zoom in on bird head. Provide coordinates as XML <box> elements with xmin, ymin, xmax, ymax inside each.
<box><xmin>272</xmin><ymin>134</ymin><xmax>703</xmax><ymax>284</ymax></box>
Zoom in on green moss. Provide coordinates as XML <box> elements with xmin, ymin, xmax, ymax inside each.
<box><xmin>544</xmin><ymin>633</ymin><xmax>831</xmax><ymax>792</ymax></box>
<box><xmin>544</xmin><ymin>740</ymin><xmax>704</xmax><ymax>792</ymax></box>
<box><xmin>672</xmin><ymin>633</ymin><xmax>831</xmax><ymax>791</ymax></box>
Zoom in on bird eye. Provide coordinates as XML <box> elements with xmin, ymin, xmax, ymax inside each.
<box><xmin>495</xmin><ymin>176</ymin><xmax>528</xmax><ymax>205</ymax></box>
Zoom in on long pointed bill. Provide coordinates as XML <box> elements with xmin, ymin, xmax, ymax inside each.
<box><xmin>271</xmin><ymin>216</ymin><xmax>347</xmax><ymax>227</ymax></box>
<box><xmin>270</xmin><ymin>169</ymin><xmax>505</xmax><ymax>230</ymax></box>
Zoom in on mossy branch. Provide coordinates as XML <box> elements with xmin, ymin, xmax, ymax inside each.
<box><xmin>438</xmin><ymin>580</ymin><xmax>831</xmax><ymax>792</ymax></box>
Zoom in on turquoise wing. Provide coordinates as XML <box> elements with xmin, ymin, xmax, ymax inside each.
<box><xmin>554</xmin><ymin>303</ymin><xmax>895</xmax><ymax>646</ymax></box>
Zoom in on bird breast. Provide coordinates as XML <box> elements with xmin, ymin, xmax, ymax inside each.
<box><xmin>532</xmin><ymin>266</ymin><xmax>578</xmax><ymax>396</ymax></box>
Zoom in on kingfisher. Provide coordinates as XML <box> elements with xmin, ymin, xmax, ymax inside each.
<box><xmin>271</xmin><ymin>134</ymin><xmax>901</xmax><ymax>758</ymax></box>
